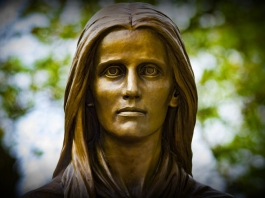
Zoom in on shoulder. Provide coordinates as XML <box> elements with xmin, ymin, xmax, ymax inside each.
<box><xmin>22</xmin><ymin>175</ymin><xmax>64</xmax><ymax>198</ymax></box>
<box><xmin>181</xmin><ymin>175</ymin><xmax>234</xmax><ymax>198</ymax></box>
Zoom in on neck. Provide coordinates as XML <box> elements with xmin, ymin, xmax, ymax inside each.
<box><xmin>98</xmin><ymin>128</ymin><xmax>162</xmax><ymax>197</ymax></box>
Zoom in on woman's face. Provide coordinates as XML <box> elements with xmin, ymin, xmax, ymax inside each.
<box><xmin>91</xmin><ymin>28</ymin><xmax>177</xmax><ymax>141</ymax></box>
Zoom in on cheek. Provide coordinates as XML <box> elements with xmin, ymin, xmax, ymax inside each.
<box><xmin>91</xmin><ymin>80</ymin><xmax>121</xmax><ymax>125</ymax></box>
<box><xmin>92</xmin><ymin>90</ymin><xmax>113</xmax><ymax>129</ymax></box>
<box><xmin>146</xmin><ymin>80</ymin><xmax>173</xmax><ymax>107</ymax></box>
<box><xmin>94</xmin><ymin>90</ymin><xmax>112</xmax><ymax>107</ymax></box>
<box><xmin>92</xmin><ymin>80</ymin><xmax>116</xmax><ymax>106</ymax></box>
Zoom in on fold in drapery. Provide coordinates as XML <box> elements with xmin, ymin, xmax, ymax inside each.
<box><xmin>23</xmin><ymin>139</ymin><xmax>234</xmax><ymax>198</ymax></box>
<box><xmin>61</xmin><ymin>104</ymin><xmax>96</xmax><ymax>197</ymax></box>
<box><xmin>90</xmin><ymin>140</ymin><xmax>189</xmax><ymax>198</ymax></box>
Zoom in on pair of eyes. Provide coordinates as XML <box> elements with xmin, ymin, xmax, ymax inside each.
<box><xmin>103</xmin><ymin>65</ymin><xmax>160</xmax><ymax>78</ymax></box>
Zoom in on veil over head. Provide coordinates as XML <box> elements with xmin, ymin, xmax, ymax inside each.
<box><xmin>53</xmin><ymin>2</ymin><xmax>197</xmax><ymax>197</ymax></box>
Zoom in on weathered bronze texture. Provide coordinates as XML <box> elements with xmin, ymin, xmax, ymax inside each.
<box><xmin>90</xmin><ymin>28</ymin><xmax>178</xmax><ymax>197</ymax></box>
<box><xmin>23</xmin><ymin>2</ymin><xmax>233</xmax><ymax>198</ymax></box>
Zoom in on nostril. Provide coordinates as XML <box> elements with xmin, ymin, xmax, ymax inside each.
<box><xmin>123</xmin><ymin>95</ymin><xmax>129</xmax><ymax>99</ymax></box>
<box><xmin>123</xmin><ymin>95</ymin><xmax>140</xmax><ymax>100</ymax></box>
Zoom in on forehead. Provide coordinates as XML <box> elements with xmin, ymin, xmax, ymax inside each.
<box><xmin>95</xmin><ymin>28</ymin><xmax>168</xmax><ymax>66</ymax></box>
<box><xmin>99</xmin><ymin>28</ymin><xmax>165</xmax><ymax>49</ymax></box>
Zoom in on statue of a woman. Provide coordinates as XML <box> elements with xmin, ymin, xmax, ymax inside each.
<box><xmin>23</xmin><ymin>2</ymin><xmax>233</xmax><ymax>198</ymax></box>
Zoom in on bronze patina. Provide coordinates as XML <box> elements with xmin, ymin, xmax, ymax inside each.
<box><xmin>23</xmin><ymin>2</ymin><xmax>233</xmax><ymax>198</ymax></box>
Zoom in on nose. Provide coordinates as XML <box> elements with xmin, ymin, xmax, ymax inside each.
<box><xmin>123</xmin><ymin>70</ymin><xmax>141</xmax><ymax>100</ymax></box>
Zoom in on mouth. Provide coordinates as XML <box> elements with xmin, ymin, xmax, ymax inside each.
<box><xmin>117</xmin><ymin>107</ymin><xmax>146</xmax><ymax>117</ymax></box>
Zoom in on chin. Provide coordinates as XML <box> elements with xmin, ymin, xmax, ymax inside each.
<box><xmin>101</xmin><ymin>121</ymin><xmax>162</xmax><ymax>143</ymax></box>
<box><xmin>106</xmin><ymin>127</ymin><xmax>151</xmax><ymax>144</ymax></box>
<box><xmin>108</xmin><ymin>129</ymin><xmax>158</xmax><ymax>145</ymax></box>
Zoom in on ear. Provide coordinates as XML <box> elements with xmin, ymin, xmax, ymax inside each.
<box><xmin>169</xmin><ymin>89</ymin><xmax>179</xmax><ymax>107</ymax></box>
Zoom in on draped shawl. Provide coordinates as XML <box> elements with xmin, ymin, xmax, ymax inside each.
<box><xmin>23</xmin><ymin>143</ymin><xmax>233</xmax><ymax>197</ymax></box>
<box><xmin>25</xmin><ymin>2</ymin><xmax>200</xmax><ymax>197</ymax></box>
<box><xmin>53</xmin><ymin>2</ymin><xmax>198</xmax><ymax>197</ymax></box>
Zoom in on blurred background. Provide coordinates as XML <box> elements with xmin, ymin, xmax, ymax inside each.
<box><xmin>0</xmin><ymin>0</ymin><xmax>264</xmax><ymax>197</ymax></box>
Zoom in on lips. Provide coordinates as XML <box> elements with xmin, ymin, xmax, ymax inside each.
<box><xmin>117</xmin><ymin>107</ymin><xmax>146</xmax><ymax>117</ymax></box>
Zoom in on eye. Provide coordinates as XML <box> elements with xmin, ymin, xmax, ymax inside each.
<box><xmin>140</xmin><ymin>65</ymin><xmax>159</xmax><ymax>76</ymax></box>
<box><xmin>104</xmin><ymin>66</ymin><xmax>123</xmax><ymax>78</ymax></box>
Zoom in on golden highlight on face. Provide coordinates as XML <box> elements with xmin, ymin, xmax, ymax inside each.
<box><xmin>91</xmin><ymin>29</ymin><xmax>178</xmax><ymax>141</ymax></box>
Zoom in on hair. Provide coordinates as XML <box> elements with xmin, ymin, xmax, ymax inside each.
<box><xmin>53</xmin><ymin>2</ymin><xmax>197</xmax><ymax>197</ymax></box>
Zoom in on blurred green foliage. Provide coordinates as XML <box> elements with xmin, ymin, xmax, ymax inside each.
<box><xmin>0</xmin><ymin>0</ymin><xmax>264</xmax><ymax>197</ymax></box>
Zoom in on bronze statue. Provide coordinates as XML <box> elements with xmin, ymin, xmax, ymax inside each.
<box><xmin>23</xmin><ymin>2</ymin><xmax>233</xmax><ymax>198</ymax></box>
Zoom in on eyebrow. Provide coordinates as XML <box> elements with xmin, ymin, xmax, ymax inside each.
<box><xmin>97</xmin><ymin>58</ymin><xmax>167</xmax><ymax>68</ymax></box>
